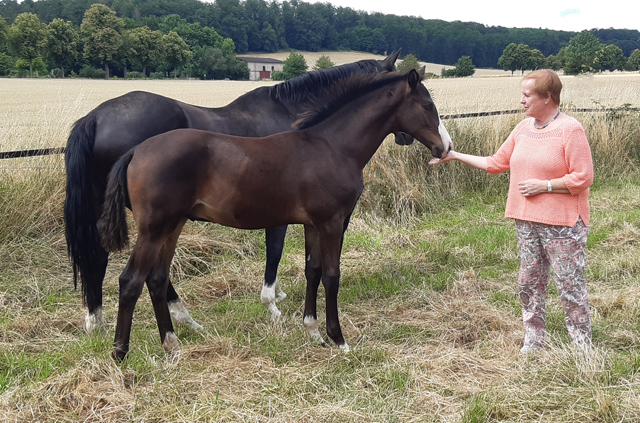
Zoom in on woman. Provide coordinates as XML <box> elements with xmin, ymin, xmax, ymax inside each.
<box><xmin>430</xmin><ymin>69</ymin><xmax>593</xmax><ymax>353</ymax></box>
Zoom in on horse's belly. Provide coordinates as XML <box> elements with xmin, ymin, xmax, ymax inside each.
<box><xmin>188</xmin><ymin>201</ymin><xmax>309</xmax><ymax>229</ymax></box>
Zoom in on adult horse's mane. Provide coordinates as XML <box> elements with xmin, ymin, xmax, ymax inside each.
<box><xmin>263</xmin><ymin>60</ymin><xmax>388</xmax><ymax>102</ymax></box>
<box><xmin>294</xmin><ymin>71</ymin><xmax>419</xmax><ymax>130</ymax></box>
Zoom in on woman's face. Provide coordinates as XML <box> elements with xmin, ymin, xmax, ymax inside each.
<box><xmin>520</xmin><ymin>79</ymin><xmax>549</xmax><ymax>119</ymax></box>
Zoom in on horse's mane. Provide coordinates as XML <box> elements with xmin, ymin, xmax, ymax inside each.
<box><xmin>263</xmin><ymin>59</ymin><xmax>390</xmax><ymax>103</ymax></box>
<box><xmin>293</xmin><ymin>71</ymin><xmax>415</xmax><ymax>130</ymax></box>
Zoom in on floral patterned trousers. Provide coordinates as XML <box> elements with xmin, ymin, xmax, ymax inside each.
<box><xmin>515</xmin><ymin>218</ymin><xmax>592</xmax><ymax>350</ymax></box>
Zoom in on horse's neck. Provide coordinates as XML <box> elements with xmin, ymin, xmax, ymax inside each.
<box><xmin>312</xmin><ymin>93</ymin><xmax>399</xmax><ymax>169</ymax></box>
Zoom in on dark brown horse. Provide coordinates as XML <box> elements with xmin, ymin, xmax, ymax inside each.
<box><xmin>64</xmin><ymin>51</ymin><xmax>405</xmax><ymax>333</ymax></box>
<box><xmin>98</xmin><ymin>68</ymin><xmax>451</xmax><ymax>360</ymax></box>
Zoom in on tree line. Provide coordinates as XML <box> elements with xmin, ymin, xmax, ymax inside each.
<box><xmin>498</xmin><ymin>32</ymin><xmax>640</xmax><ymax>75</ymax></box>
<box><xmin>1</xmin><ymin>0</ymin><xmax>640</xmax><ymax>79</ymax></box>
<box><xmin>0</xmin><ymin>4</ymin><xmax>249</xmax><ymax>79</ymax></box>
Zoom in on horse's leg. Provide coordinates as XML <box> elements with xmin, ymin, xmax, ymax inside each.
<box><xmin>302</xmin><ymin>225</ymin><xmax>327</xmax><ymax>346</ymax></box>
<box><xmin>146</xmin><ymin>224</ymin><xmax>185</xmax><ymax>355</ymax></box>
<box><xmin>318</xmin><ymin>222</ymin><xmax>349</xmax><ymax>352</ymax></box>
<box><xmin>84</xmin><ymin>247</ymin><xmax>109</xmax><ymax>334</ymax></box>
<box><xmin>167</xmin><ymin>280</ymin><xmax>203</xmax><ymax>330</ymax></box>
<box><xmin>261</xmin><ymin>225</ymin><xmax>288</xmax><ymax>318</ymax></box>
<box><xmin>113</xmin><ymin>236</ymin><xmax>164</xmax><ymax>361</ymax></box>
<box><xmin>85</xmin><ymin>184</ymin><xmax>109</xmax><ymax>334</ymax></box>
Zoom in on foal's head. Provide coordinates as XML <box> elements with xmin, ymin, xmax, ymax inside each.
<box><xmin>292</xmin><ymin>69</ymin><xmax>452</xmax><ymax>158</ymax></box>
<box><xmin>395</xmin><ymin>68</ymin><xmax>452</xmax><ymax>159</ymax></box>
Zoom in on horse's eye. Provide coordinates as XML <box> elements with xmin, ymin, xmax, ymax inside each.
<box><xmin>423</xmin><ymin>103</ymin><xmax>434</xmax><ymax>112</ymax></box>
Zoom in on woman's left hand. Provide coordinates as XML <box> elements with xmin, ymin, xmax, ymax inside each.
<box><xmin>518</xmin><ymin>179</ymin><xmax>545</xmax><ymax>197</ymax></box>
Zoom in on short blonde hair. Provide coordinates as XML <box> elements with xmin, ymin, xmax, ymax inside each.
<box><xmin>523</xmin><ymin>69</ymin><xmax>562</xmax><ymax>106</ymax></box>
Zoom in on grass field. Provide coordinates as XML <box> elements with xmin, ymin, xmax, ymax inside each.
<box><xmin>1</xmin><ymin>67</ymin><xmax>640</xmax><ymax>422</ymax></box>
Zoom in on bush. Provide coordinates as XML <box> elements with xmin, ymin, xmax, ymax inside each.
<box><xmin>50</xmin><ymin>68</ymin><xmax>64</xmax><ymax>78</ymax></box>
<box><xmin>79</xmin><ymin>66</ymin><xmax>107</xmax><ymax>79</ymax></box>
<box><xmin>14</xmin><ymin>58</ymin><xmax>47</xmax><ymax>77</ymax></box>
<box><xmin>441</xmin><ymin>68</ymin><xmax>457</xmax><ymax>78</ymax></box>
<box><xmin>126</xmin><ymin>71</ymin><xmax>145</xmax><ymax>79</ymax></box>
<box><xmin>149</xmin><ymin>72</ymin><xmax>165</xmax><ymax>79</ymax></box>
<box><xmin>397</xmin><ymin>54</ymin><xmax>420</xmax><ymax>73</ymax></box>
<box><xmin>271</xmin><ymin>70</ymin><xmax>285</xmax><ymax>81</ymax></box>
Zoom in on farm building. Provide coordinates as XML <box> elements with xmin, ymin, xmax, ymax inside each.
<box><xmin>237</xmin><ymin>57</ymin><xmax>285</xmax><ymax>81</ymax></box>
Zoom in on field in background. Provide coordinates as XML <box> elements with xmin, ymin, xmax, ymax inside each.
<box><xmin>2</xmin><ymin>72</ymin><xmax>639</xmax><ymax>151</ymax></box>
<box><xmin>2</xmin><ymin>71</ymin><xmax>640</xmax><ymax>422</ymax></box>
<box><xmin>238</xmin><ymin>51</ymin><xmax>512</xmax><ymax>77</ymax></box>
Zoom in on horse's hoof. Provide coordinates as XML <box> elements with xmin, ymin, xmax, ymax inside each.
<box><xmin>338</xmin><ymin>343</ymin><xmax>350</xmax><ymax>354</ymax></box>
<box><xmin>303</xmin><ymin>316</ymin><xmax>327</xmax><ymax>346</ymax></box>
<box><xmin>85</xmin><ymin>308</ymin><xmax>107</xmax><ymax>335</ymax></box>
<box><xmin>268</xmin><ymin>304</ymin><xmax>282</xmax><ymax>319</ymax></box>
<box><xmin>169</xmin><ymin>300</ymin><xmax>203</xmax><ymax>330</ymax></box>
<box><xmin>162</xmin><ymin>332</ymin><xmax>180</xmax><ymax>354</ymax></box>
<box><xmin>112</xmin><ymin>348</ymin><xmax>128</xmax><ymax>362</ymax></box>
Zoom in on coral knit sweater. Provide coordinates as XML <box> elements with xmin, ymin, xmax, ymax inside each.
<box><xmin>486</xmin><ymin>115</ymin><xmax>593</xmax><ymax>227</ymax></box>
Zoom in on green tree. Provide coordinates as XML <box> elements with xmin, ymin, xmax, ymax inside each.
<box><xmin>46</xmin><ymin>18</ymin><xmax>78</xmax><ymax>78</ymax></box>
<box><xmin>128</xmin><ymin>26</ymin><xmax>163</xmax><ymax>76</ymax></box>
<box><xmin>0</xmin><ymin>16</ymin><xmax>10</xmax><ymax>76</ymax></box>
<box><xmin>627</xmin><ymin>49</ymin><xmax>640</xmax><ymax>71</ymax></box>
<box><xmin>260</xmin><ymin>22</ymin><xmax>278</xmax><ymax>52</ymax></box>
<box><xmin>162</xmin><ymin>30</ymin><xmax>192</xmax><ymax>78</ymax></box>
<box><xmin>497</xmin><ymin>43</ymin><xmax>519</xmax><ymax>75</ymax></box>
<box><xmin>312</xmin><ymin>54</ymin><xmax>334</xmax><ymax>71</ymax></box>
<box><xmin>282</xmin><ymin>51</ymin><xmax>307</xmax><ymax>80</ymax></box>
<box><xmin>396</xmin><ymin>53</ymin><xmax>420</xmax><ymax>73</ymax></box>
<box><xmin>545</xmin><ymin>53</ymin><xmax>563</xmax><ymax>71</ymax></box>
<box><xmin>564</xmin><ymin>30</ymin><xmax>601</xmax><ymax>75</ymax></box>
<box><xmin>454</xmin><ymin>55</ymin><xmax>475</xmax><ymax>77</ymax></box>
<box><xmin>0</xmin><ymin>15</ymin><xmax>8</xmax><ymax>52</ymax></box>
<box><xmin>527</xmin><ymin>48</ymin><xmax>546</xmax><ymax>71</ymax></box>
<box><xmin>594</xmin><ymin>44</ymin><xmax>626</xmax><ymax>72</ymax></box>
<box><xmin>515</xmin><ymin>43</ymin><xmax>534</xmax><ymax>74</ymax></box>
<box><xmin>7</xmin><ymin>13</ymin><xmax>47</xmax><ymax>77</ymax></box>
<box><xmin>15</xmin><ymin>56</ymin><xmax>46</xmax><ymax>77</ymax></box>
<box><xmin>81</xmin><ymin>4</ymin><xmax>124</xmax><ymax>79</ymax></box>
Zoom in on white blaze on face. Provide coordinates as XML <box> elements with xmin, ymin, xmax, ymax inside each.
<box><xmin>438</xmin><ymin>117</ymin><xmax>453</xmax><ymax>152</ymax></box>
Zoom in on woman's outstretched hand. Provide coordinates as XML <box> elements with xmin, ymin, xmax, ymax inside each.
<box><xmin>429</xmin><ymin>150</ymin><xmax>457</xmax><ymax>165</ymax></box>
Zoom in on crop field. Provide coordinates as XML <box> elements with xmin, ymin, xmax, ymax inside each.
<box><xmin>2</xmin><ymin>67</ymin><xmax>640</xmax><ymax>422</ymax></box>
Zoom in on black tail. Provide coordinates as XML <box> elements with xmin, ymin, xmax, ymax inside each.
<box><xmin>97</xmin><ymin>150</ymin><xmax>133</xmax><ymax>253</ymax></box>
<box><xmin>64</xmin><ymin>115</ymin><xmax>103</xmax><ymax>304</ymax></box>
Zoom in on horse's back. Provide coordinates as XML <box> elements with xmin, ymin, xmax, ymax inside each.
<box><xmin>90</xmin><ymin>91</ymin><xmax>191</xmax><ymax>176</ymax></box>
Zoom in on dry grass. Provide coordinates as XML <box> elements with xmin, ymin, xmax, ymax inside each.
<box><xmin>1</xmin><ymin>69</ymin><xmax>640</xmax><ymax>422</ymax></box>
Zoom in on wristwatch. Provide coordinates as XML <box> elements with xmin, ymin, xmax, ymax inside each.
<box><xmin>547</xmin><ymin>180</ymin><xmax>553</xmax><ymax>192</ymax></box>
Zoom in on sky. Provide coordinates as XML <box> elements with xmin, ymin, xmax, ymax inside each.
<box><xmin>304</xmin><ymin>0</ymin><xmax>639</xmax><ymax>33</ymax></box>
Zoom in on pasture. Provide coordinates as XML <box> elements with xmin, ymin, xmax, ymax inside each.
<box><xmin>2</xmin><ymin>68</ymin><xmax>640</xmax><ymax>422</ymax></box>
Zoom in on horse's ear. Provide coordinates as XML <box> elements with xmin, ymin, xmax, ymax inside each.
<box><xmin>384</xmin><ymin>49</ymin><xmax>402</xmax><ymax>68</ymax></box>
<box><xmin>407</xmin><ymin>69</ymin><xmax>420</xmax><ymax>89</ymax></box>
<box><xmin>407</xmin><ymin>66</ymin><xmax>426</xmax><ymax>89</ymax></box>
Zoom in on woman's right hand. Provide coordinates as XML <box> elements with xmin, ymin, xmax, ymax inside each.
<box><xmin>429</xmin><ymin>150</ymin><xmax>458</xmax><ymax>165</ymax></box>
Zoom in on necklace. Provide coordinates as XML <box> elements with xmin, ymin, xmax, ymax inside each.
<box><xmin>534</xmin><ymin>109</ymin><xmax>560</xmax><ymax>130</ymax></box>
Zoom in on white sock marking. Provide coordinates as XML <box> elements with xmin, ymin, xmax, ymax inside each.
<box><xmin>85</xmin><ymin>307</ymin><xmax>106</xmax><ymax>334</ymax></box>
<box><xmin>304</xmin><ymin>315</ymin><xmax>327</xmax><ymax>346</ymax></box>
<box><xmin>261</xmin><ymin>277</ymin><xmax>287</xmax><ymax>318</ymax></box>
